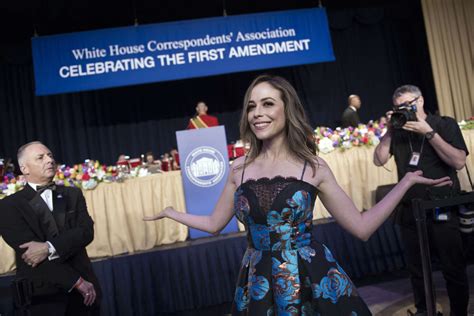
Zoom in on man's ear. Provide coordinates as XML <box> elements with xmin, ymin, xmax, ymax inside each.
<box><xmin>20</xmin><ymin>164</ymin><xmax>28</xmax><ymax>175</ymax></box>
<box><xmin>419</xmin><ymin>95</ymin><xmax>424</xmax><ymax>106</ymax></box>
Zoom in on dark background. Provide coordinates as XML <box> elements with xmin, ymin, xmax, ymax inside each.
<box><xmin>0</xmin><ymin>0</ymin><xmax>437</xmax><ymax>166</ymax></box>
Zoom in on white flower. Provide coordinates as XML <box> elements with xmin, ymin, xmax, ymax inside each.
<box><xmin>371</xmin><ymin>136</ymin><xmax>380</xmax><ymax>146</ymax></box>
<box><xmin>82</xmin><ymin>179</ymin><xmax>98</xmax><ymax>190</ymax></box>
<box><xmin>138</xmin><ymin>168</ymin><xmax>149</xmax><ymax>177</ymax></box>
<box><xmin>6</xmin><ymin>183</ymin><xmax>18</xmax><ymax>195</ymax></box>
<box><xmin>342</xmin><ymin>140</ymin><xmax>352</xmax><ymax>149</ymax></box>
<box><xmin>96</xmin><ymin>169</ymin><xmax>106</xmax><ymax>180</ymax></box>
<box><xmin>318</xmin><ymin>137</ymin><xmax>335</xmax><ymax>154</ymax></box>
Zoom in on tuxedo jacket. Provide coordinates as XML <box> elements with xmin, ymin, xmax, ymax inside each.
<box><xmin>341</xmin><ymin>107</ymin><xmax>361</xmax><ymax>128</ymax></box>
<box><xmin>0</xmin><ymin>185</ymin><xmax>101</xmax><ymax>298</ymax></box>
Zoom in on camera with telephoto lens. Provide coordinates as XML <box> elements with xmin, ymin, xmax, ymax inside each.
<box><xmin>390</xmin><ymin>103</ymin><xmax>417</xmax><ymax>129</ymax></box>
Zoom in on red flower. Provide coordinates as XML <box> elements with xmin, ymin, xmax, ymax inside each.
<box><xmin>82</xmin><ymin>173</ymin><xmax>91</xmax><ymax>181</ymax></box>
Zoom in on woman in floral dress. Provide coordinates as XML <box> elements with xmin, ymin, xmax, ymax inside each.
<box><xmin>144</xmin><ymin>75</ymin><xmax>451</xmax><ymax>315</ymax></box>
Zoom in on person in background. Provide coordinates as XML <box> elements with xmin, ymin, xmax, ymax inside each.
<box><xmin>170</xmin><ymin>149</ymin><xmax>180</xmax><ymax>170</ymax></box>
<box><xmin>341</xmin><ymin>94</ymin><xmax>362</xmax><ymax>128</ymax></box>
<box><xmin>186</xmin><ymin>101</ymin><xmax>219</xmax><ymax>129</ymax></box>
<box><xmin>373</xmin><ymin>84</ymin><xmax>469</xmax><ymax>316</ymax></box>
<box><xmin>0</xmin><ymin>141</ymin><xmax>101</xmax><ymax>315</ymax></box>
<box><xmin>161</xmin><ymin>153</ymin><xmax>170</xmax><ymax>172</ymax></box>
<box><xmin>116</xmin><ymin>154</ymin><xmax>128</xmax><ymax>164</ymax></box>
<box><xmin>145</xmin><ymin>151</ymin><xmax>162</xmax><ymax>174</ymax></box>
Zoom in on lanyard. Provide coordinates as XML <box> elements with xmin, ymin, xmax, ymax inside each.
<box><xmin>408</xmin><ymin>133</ymin><xmax>425</xmax><ymax>167</ymax></box>
<box><xmin>408</xmin><ymin>133</ymin><xmax>426</xmax><ymax>154</ymax></box>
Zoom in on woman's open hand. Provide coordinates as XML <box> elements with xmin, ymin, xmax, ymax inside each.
<box><xmin>143</xmin><ymin>206</ymin><xmax>174</xmax><ymax>221</ymax></box>
<box><xmin>404</xmin><ymin>170</ymin><xmax>452</xmax><ymax>187</ymax></box>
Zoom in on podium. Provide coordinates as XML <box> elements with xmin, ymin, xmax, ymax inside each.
<box><xmin>176</xmin><ymin>126</ymin><xmax>238</xmax><ymax>239</ymax></box>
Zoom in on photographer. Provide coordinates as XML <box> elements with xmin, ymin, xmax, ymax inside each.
<box><xmin>373</xmin><ymin>85</ymin><xmax>469</xmax><ymax>316</ymax></box>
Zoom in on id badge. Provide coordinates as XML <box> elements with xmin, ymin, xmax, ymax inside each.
<box><xmin>434</xmin><ymin>207</ymin><xmax>451</xmax><ymax>222</ymax></box>
<box><xmin>409</xmin><ymin>152</ymin><xmax>420</xmax><ymax>167</ymax></box>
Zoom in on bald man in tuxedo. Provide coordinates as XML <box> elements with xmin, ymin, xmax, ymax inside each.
<box><xmin>0</xmin><ymin>141</ymin><xmax>101</xmax><ymax>315</ymax></box>
<box><xmin>341</xmin><ymin>94</ymin><xmax>362</xmax><ymax>128</ymax></box>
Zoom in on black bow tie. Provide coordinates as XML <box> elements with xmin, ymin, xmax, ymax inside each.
<box><xmin>37</xmin><ymin>182</ymin><xmax>56</xmax><ymax>194</ymax></box>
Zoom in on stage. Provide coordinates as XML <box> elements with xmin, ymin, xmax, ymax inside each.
<box><xmin>0</xmin><ymin>218</ymin><xmax>407</xmax><ymax>316</ymax></box>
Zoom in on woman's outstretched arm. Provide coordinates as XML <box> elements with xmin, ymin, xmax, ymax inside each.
<box><xmin>316</xmin><ymin>158</ymin><xmax>451</xmax><ymax>241</ymax></box>
<box><xmin>143</xmin><ymin>157</ymin><xmax>244</xmax><ymax>234</ymax></box>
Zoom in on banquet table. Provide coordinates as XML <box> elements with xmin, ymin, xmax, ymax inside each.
<box><xmin>0</xmin><ymin>171</ymin><xmax>188</xmax><ymax>274</ymax></box>
<box><xmin>1</xmin><ymin>130</ymin><xmax>472</xmax><ymax>274</ymax></box>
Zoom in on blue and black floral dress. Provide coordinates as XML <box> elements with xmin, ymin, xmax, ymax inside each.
<box><xmin>232</xmin><ymin>162</ymin><xmax>372</xmax><ymax>315</ymax></box>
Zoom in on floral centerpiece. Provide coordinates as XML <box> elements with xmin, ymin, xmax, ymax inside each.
<box><xmin>0</xmin><ymin>159</ymin><xmax>151</xmax><ymax>199</ymax></box>
<box><xmin>53</xmin><ymin>159</ymin><xmax>149</xmax><ymax>190</ymax></box>
<box><xmin>314</xmin><ymin>121</ymin><xmax>387</xmax><ymax>154</ymax></box>
<box><xmin>459</xmin><ymin>117</ymin><xmax>474</xmax><ymax>130</ymax></box>
<box><xmin>1</xmin><ymin>117</ymin><xmax>470</xmax><ymax>199</ymax></box>
<box><xmin>54</xmin><ymin>160</ymin><xmax>115</xmax><ymax>190</ymax></box>
<box><xmin>0</xmin><ymin>173</ymin><xmax>26</xmax><ymax>199</ymax></box>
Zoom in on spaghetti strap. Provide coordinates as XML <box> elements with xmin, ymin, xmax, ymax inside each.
<box><xmin>240</xmin><ymin>155</ymin><xmax>248</xmax><ymax>185</ymax></box>
<box><xmin>300</xmin><ymin>160</ymin><xmax>307</xmax><ymax>180</ymax></box>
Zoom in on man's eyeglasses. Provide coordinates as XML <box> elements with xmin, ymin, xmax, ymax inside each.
<box><xmin>394</xmin><ymin>96</ymin><xmax>419</xmax><ymax>110</ymax></box>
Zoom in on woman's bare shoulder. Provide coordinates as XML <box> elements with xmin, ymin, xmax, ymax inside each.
<box><xmin>305</xmin><ymin>156</ymin><xmax>333</xmax><ymax>187</ymax></box>
<box><xmin>229</xmin><ymin>156</ymin><xmax>247</xmax><ymax>185</ymax></box>
<box><xmin>230</xmin><ymin>156</ymin><xmax>247</xmax><ymax>172</ymax></box>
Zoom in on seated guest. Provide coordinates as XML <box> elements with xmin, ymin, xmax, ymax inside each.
<box><xmin>186</xmin><ymin>101</ymin><xmax>219</xmax><ymax>129</ymax></box>
<box><xmin>161</xmin><ymin>153</ymin><xmax>170</xmax><ymax>172</ymax></box>
<box><xmin>116</xmin><ymin>154</ymin><xmax>130</xmax><ymax>174</ymax></box>
<box><xmin>145</xmin><ymin>152</ymin><xmax>155</xmax><ymax>165</ymax></box>
<box><xmin>341</xmin><ymin>94</ymin><xmax>362</xmax><ymax>128</ymax></box>
<box><xmin>116</xmin><ymin>154</ymin><xmax>128</xmax><ymax>164</ymax></box>
<box><xmin>170</xmin><ymin>149</ymin><xmax>180</xmax><ymax>170</ymax></box>
<box><xmin>145</xmin><ymin>151</ymin><xmax>162</xmax><ymax>174</ymax></box>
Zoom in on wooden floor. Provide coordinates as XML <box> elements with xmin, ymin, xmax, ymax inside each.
<box><xmin>359</xmin><ymin>265</ymin><xmax>474</xmax><ymax>315</ymax></box>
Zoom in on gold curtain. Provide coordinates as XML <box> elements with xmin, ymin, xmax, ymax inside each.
<box><xmin>458</xmin><ymin>130</ymin><xmax>474</xmax><ymax>190</ymax></box>
<box><xmin>421</xmin><ymin>0</ymin><xmax>474</xmax><ymax>120</ymax></box>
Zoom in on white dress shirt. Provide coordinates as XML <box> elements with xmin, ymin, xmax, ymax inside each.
<box><xmin>28</xmin><ymin>183</ymin><xmax>60</xmax><ymax>260</ymax></box>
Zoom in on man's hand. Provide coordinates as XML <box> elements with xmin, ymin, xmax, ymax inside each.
<box><xmin>19</xmin><ymin>241</ymin><xmax>48</xmax><ymax>267</ymax></box>
<box><xmin>75</xmin><ymin>278</ymin><xmax>97</xmax><ymax>306</ymax></box>
<box><xmin>402</xmin><ymin>115</ymin><xmax>432</xmax><ymax>135</ymax></box>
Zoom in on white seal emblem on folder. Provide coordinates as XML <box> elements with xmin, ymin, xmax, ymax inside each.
<box><xmin>185</xmin><ymin>146</ymin><xmax>225</xmax><ymax>188</ymax></box>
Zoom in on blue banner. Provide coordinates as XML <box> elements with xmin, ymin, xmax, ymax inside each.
<box><xmin>32</xmin><ymin>8</ymin><xmax>334</xmax><ymax>96</ymax></box>
<box><xmin>176</xmin><ymin>126</ymin><xmax>238</xmax><ymax>239</ymax></box>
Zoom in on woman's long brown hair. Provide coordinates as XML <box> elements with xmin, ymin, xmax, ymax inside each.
<box><xmin>239</xmin><ymin>75</ymin><xmax>318</xmax><ymax>176</ymax></box>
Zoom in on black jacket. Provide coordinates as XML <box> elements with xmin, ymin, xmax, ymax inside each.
<box><xmin>341</xmin><ymin>107</ymin><xmax>360</xmax><ymax>128</ymax></box>
<box><xmin>0</xmin><ymin>185</ymin><xmax>101</xmax><ymax>298</ymax></box>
